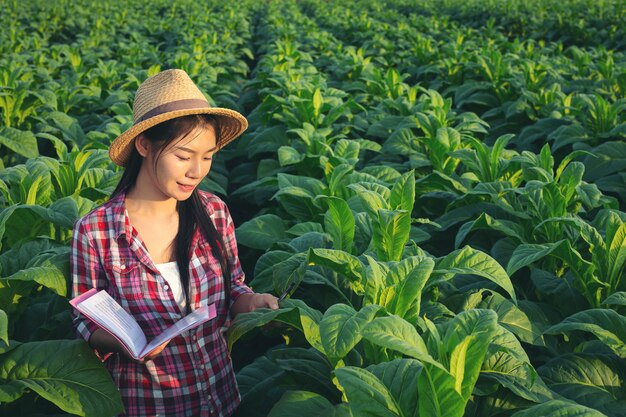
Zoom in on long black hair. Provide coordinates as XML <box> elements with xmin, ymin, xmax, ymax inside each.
<box><xmin>111</xmin><ymin>114</ymin><xmax>231</xmax><ymax>314</ymax></box>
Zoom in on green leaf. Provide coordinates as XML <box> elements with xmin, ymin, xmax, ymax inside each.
<box><xmin>539</xmin><ymin>353</ymin><xmax>626</xmax><ymax>416</ymax></box>
<box><xmin>366</xmin><ymin>359</ymin><xmax>423</xmax><ymax>417</ymax></box>
<box><xmin>481</xmin><ymin>326</ymin><xmax>555</xmax><ymax>403</ymax></box>
<box><xmin>389</xmin><ymin>170</ymin><xmax>415</xmax><ymax>213</ymax></box>
<box><xmin>278</xmin><ymin>146</ymin><xmax>305</xmax><ymax>166</ymax></box>
<box><xmin>418</xmin><ymin>363</ymin><xmax>465</xmax><ymax>417</ymax></box>
<box><xmin>251</xmin><ymin>250</ymin><xmax>293</xmax><ymax>293</ymax></box>
<box><xmin>479</xmin><ymin>292</ymin><xmax>547</xmax><ymax>345</ymax></box>
<box><xmin>312</xmin><ymin>88</ymin><xmax>323</xmax><ymax>119</ymax></box>
<box><xmin>372</xmin><ymin>209</ymin><xmax>411</xmax><ymax>262</ymax></box>
<box><xmin>320</xmin><ymin>304</ymin><xmax>381</xmax><ymax>362</ymax></box>
<box><xmin>455</xmin><ymin>213</ymin><xmax>525</xmax><ymax>249</ymax></box>
<box><xmin>436</xmin><ymin>246</ymin><xmax>516</xmax><ymax>301</ymax></box>
<box><xmin>227</xmin><ymin>306</ymin><xmax>300</xmax><ymax>351</ymax></box>
<box><xmin>268</xmin><ymin>391</ymin><xmax>350</xmax><ymax>417</ymax></box>
<box><xmin>236</xmin><ymin>356</ymin><xmax>295</xmax><ymax>417</ymax></box>
<box><xmin>236</xmin><ymin>214</ymin><xmax>286</xmax><ymax>250</ymax></box>
<box><xmin>323</xmin><ymin>197</ymin><xmax>355</xmax><ymax>252</ymax></box>
<box><xmin>444</xmin><ymin>309</ymin><xmax>499</xmax><ymax>401</ymax></box>
<box><xmin>510</xmin><ymin>400</ymin><xmax>609</xmax><ymax>417</ymax></box>
<box><xmin>2</xmin><ymin>263</ymin><xmax>67</xmax><ymax>297</ymax></box>
<box><xmin>0</xmin><ymin>127</ymin><xmax>38</xmax><ymax>158</ymax></box>
<box><xmin>0</xmin><ymin>340</ymin><xmax>123</xmax><ymax>416</ymax></box>
<box><xmin>347</xmin><ymin>184</ymin><xmax>389</xmax><ymax>217</ymax></box>
<box><xmin>0</xmin><ymin>309</ymin><xmax>7</xmax><ymax>345</ymax></box>
<box><xmin>603</xmin><ymin>292</ymin><xmax>626</xmax><ymax>307</ymax></box>
<box><xmin>268</xmin><ymin>347</ymin><xmax>337</xmax><ymax>399</ymax></box>
<box><xmin>545</xmin><ymin>309</ymin><xmax>626</xmax><ymax>358</ymax></box>
<box><xmin>387</xmin><ymin>257</ymin><xmax>435</xmax><ymax>319</ymax></box>
<box><xmin>362</xmin><ymin>315</ymin><xmax>440</xmax><ymax>367</ymax></box>
<box><xmin>334</xmin><ymin>366</ymin><xmax>401</xmax><ymax>417</ymax></box>
<box><xmin>307</xmin><ymin>248</ymin><xmax>365</xmax><ymax>289</ymax></box>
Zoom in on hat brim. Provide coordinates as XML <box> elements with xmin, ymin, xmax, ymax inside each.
<box><xmin>109</xmin><ymin>107</ymin><xmax>248</xmax><ymax>166</ymax></box>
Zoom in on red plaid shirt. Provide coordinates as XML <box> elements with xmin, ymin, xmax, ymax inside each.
<box><xmin>71</xmin><ymin>190</ymin><xmax>252</xmax><ymax>417</ymax></box>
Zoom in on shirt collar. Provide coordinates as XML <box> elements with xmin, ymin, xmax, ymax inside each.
<box><xmin>107</xmin><ymin>190</ymin><xmax>132</xmax><ymax>243</ymax></box>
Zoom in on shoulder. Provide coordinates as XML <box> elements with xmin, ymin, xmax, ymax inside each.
<box><xmin>197</xmin><ymin>190</ymin><xmax>228</xmax><ymax>213</ymax></box>
<box><xmin>197</xmin><ymin>190</ymin><xmax>233</xmax><ymax>229</ymax></box>
<box><xmin>73</xmin><ymin>193</ymin><xmax>123</xmax><ymax>235</ymax></box>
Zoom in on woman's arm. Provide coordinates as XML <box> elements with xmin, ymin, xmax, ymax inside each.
<box><xmin>230</xmin><ymin>293</ymin><xmax>279</xmax><ymax>316</ymax></box>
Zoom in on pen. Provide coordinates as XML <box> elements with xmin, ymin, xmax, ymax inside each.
<box><xmin>278</xmin><ymin>282</ymin><xmax>296</xmax><ymax>302</ymax></box>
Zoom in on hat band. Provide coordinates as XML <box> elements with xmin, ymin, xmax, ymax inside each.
<box><xmin>135</xmin><ymin>98</ymin><xmax>210</xmax><ymax>124</ymax></box>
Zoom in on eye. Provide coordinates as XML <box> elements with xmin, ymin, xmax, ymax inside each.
<box><xmin>203</xmin><ymin>157</ymin><xmax>213</xmax><ymax>161</ymax></box>
<box><xmin>176</xmin><ymin>155</ymin><xmax>190</xmax><ymax>161</ymax></box>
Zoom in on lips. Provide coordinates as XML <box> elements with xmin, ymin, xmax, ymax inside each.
<box><xmin>177</xmin><ymin>182</ymin><xmax>196</xmax><ymax>192</ymax></box>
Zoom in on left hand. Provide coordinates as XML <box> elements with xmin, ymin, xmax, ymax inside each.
<box><xmin>231</xmin><ymin>293</ymin><xmax>279</xmax><ymax>316</ymax></box>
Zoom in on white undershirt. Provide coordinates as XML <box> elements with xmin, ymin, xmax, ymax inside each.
<box><xmin>155</xmin><ymin>261</ymin><xmax>187</xmax><ymax>311</ymax></box>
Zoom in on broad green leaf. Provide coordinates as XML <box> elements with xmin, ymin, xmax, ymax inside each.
<box><xmin>479</xmin><ymin>292</ymin><xmax>547</xmax><ymax>345</ymax></box>
<box><xmin>268</xmin><ymin>348</ymin><xmax>336</xmax><ymax>397</ymax></box>
<box><xmin>444</xmin><ymin>309</ymin><xmax>498</xmax><ymax>401</ymax></box>
<box><xmin>278</xmin><ymin>146</ymin><xmax>305</xmax><ymax>166</ymax></box>
<box><xmin>507</xmin><ymin>242</ymin><xmax>562</xmax><ymax>276</ymax></box>
<box><xmin>320</xmin><ymin>304</ymin><xmax>381</xmax><ymax>362</ymax></box>
<box><xmin>323</xmin><ymin>197</ymin><xmax>355</xmax><ymax>252</ymax></box>
<box><xmin>2</xmin><ymin>264</ymin><xmax>67</xmax><ymax>296</ymax></box>
<box><xmin>418</xmin><ymin>362</ymin><xmax>465</xmax><ymax>417</ymax></box>
<box><xmin>510</xmin><ymin>399</ymin><xmax>608</xmax><ymax>417</ymax></box>
<box><xmin>236</xmin><ymin>214</ymin><xmax>286</xmax><ymax>250</ymax></box>
<box><xmin>334</xmin><ymin>366</ymin><xmax>401</xmax><ymax>417</ymax></box>
<box><xmin>362</xmin><ymin>315</ymin><xmax>440</xmax><ymax>367</ymax></box>
<box><xmin>436</xmin><ymin>246</ymin><xmax>516</xmax><ymax>301</ymax></box>
<box><xmin>347</xmin><ymin>184</ymin><xmax>389</xmax><ymax>217</ymax></box>
<box><xmin>273</xmin><ymin>186</ymin><xmax>320</xmax><ymax>220</ymax></box>
<box><xmin>545</xmin><ymin>309</ymin><xmax>626</xmax><ymax>358</ymax></box>
<box><xmin>272</xmin><ymin>252</ymin><xmax>308</xmax><ymax>294</ymax></box>
<box><xmin>389</xmin><ymin>170</ymin><xmax>415</xmax><ymax>213</ymax></box>
<box><xmin>387</xmin><ymin>257</ymin><xmax>435</xmax><ymax>319</ymax></box>
<box><xmin>455</xmin><ymin>213</ymin><xmax>525</xmax><ymax>249</ymax></box>
<box><xmin>367</xmin><ymin>359</ymin><xmax>422</xmax><ymax>417</ymax></box>
<box><xmin>307</xmin><ymin>248</ymin><xmax>365</xmax><ymax>286</ymax></box>
<box><xmin>312</xmin><ymin>88</ymin><xmax>323</xmax><ymax>119</ymax></box>
<box><xmin>363</xmin><ymin>255</ymin><xmax>388</xmax><ymax>306</ymax></box>
<box><xmin>0</xmin><ymin>310</ymin><xmax>7</xmax><ymax>345</ymax></box>
<box><xmin>539</xmin><ymin>353</ymin><xmax>626</xmax><ymax>416</ymax></box>
<box><xmin>607</xmin><ymin>222</ymin><xmax>626</xmax><ymax>288</ymax></box>
<box><xmin>227</xmin><ymin>306</ymin><xmax>301</xmax><ymax>351</ymax></box>
<box><xmin>268</xmin><ymin>391</ymin><xmax>350</xmax><ymax>417</ymax></box>
<box><xmin>603</xmin><ymin>292</ymin><xmax>626</xmax><ymax>307</ymax></box>
<box><xmin>287</xmin><ymin>299</ymin><xmax>325</xmax><ymax>353</ymax></box>
<box><xmin>481</xmin><ymin>326</ymin><xmax>555</xmax><ymax>403</ymax></box>
<box><xmin>0</xmin><ymin>127</ymin><xmax>38</xmax><ymax>158</ymax></box>
<box><xmin>287</xmin><ymin>222</ymin><xmax>324</xmax><ymax>236</ymax></box>
<box><xmin>236</xmin><ymin>356</ymin><xmax>296</xmax><ymax>417</ymax></box>
<box><xmin>583</xmin><ymin>141</ymin><xmax>626</xmax><ymax>181</ymax></box>
<box><xmin>0</xmin><ymin>340</ymin><xmax>123</xmax><ymax>416</ymax></box>
<box><xmin>251</xmin><ymin>250</ymin><xmax>293</xmax><ymax>293</ymax></box>
<box><xmin>372</xmin><ymin>209</ymin><xmax>411</xmax><ymax>262</ymax></box>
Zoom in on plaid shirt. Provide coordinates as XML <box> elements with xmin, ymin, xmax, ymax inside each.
<box><xmin>71</xmin><ymin>190</ymin><xmax>252</xmax><ymax>417</ymax></box>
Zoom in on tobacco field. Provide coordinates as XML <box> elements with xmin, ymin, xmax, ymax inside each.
<box><xmin>1</xmin><ymin>0</ymin><xmax>625</xmax><ymax>416</ymax></box>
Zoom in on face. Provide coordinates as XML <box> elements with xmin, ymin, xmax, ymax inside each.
<box><xmin>135</xmin><ymin>124</ymin><xmax>217</xmax><ymax>201</ymax></box>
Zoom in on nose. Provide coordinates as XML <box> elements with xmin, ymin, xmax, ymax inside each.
<box><xmin>187</xmin><ymin>159</ymin><xmax>202</xmax><ymax>179</ymax></box>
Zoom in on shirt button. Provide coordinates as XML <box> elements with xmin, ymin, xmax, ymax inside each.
<box><xmin>164</xmin><ymin>284</ymin><xmax>169</xmax><ymax>291</ymax></box>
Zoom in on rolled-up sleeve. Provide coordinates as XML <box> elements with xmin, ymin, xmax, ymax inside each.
<box><xmin>70</xmin><ymin>217</ymin><xmax>106</xmax><ymax>343</ymax></box>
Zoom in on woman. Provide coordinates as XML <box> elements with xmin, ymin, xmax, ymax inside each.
<box><xmin>71</xmin><ymin>69</ymin><xmax>278</xmax><ymax>416</ymax></box>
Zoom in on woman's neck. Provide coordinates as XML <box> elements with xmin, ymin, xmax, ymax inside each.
<box><xmin>124</xmin><ymin>187</ymin><xmax>178</xmax><ymax>217</ymax></box>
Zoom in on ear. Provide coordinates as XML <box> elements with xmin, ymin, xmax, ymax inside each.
<box><xmin>134</xmin><ymin>134</ymin><xmax>151</xmax><ymax>158</ymax></box>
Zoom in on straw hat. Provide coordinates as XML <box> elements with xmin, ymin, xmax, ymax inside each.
<box><xmin>109</xmin><ymin>69</ymin><xmax>248</xmax><ymax>166</ymax></box>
